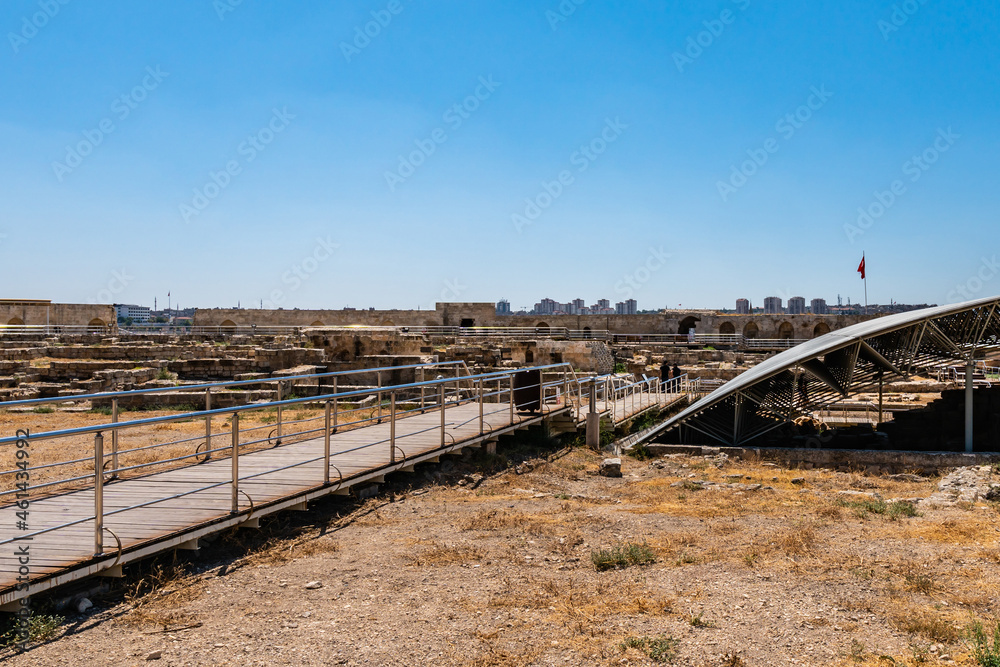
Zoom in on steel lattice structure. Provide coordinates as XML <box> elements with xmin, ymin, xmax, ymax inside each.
<box><xmin>653</xmin><ymin>296</ymin><xmax>1000</xmax><ymax>447</ymax></box>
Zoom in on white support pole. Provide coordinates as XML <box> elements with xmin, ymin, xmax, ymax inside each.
<box><xmin>965</xmin><ymin>360</ymin><xmax>974</xmax><ymax>453</ymax></box>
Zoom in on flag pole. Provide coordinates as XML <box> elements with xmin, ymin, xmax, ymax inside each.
<box><xmin>863</xmin><ymin>253</ymin><xmax>868</xmax><ymax>315</ymax></box>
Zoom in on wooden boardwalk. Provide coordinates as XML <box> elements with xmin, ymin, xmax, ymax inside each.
<box><xmin>0</xmin><ymin>390</ymin><xmax>679</xmax><ymax>605</ymax></box>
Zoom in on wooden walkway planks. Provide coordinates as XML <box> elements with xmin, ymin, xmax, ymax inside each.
<box><xmin>0</xmin><ymin>393</ymin><xmax>675</xmax><ymax>600</ymax></box>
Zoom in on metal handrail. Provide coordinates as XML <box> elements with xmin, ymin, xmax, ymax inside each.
<box><xmin>0</xmin><ymin>363</ymin><xmax>582</xmax><ymax>556</ymax></box>
<box><xmin>0</xmin><ymin>360</ymin><xmax>468</xmax><ymax>410</ymax></box>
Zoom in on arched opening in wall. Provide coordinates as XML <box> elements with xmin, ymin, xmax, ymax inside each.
<box><xmin>310</xmin><ymin>321</ymin><xmax>324</xmax><ymax>327</ymax></box>
<box><xmin>743</xmin><ymin>322</ymin><xmax>759</xmax><ymax>339</ymax></box>
<box><xmin>525</xmin><ymin>350</ymin><xmax>534</xmax><ymax>363</ymax></box>
<box><xmin>87</xmin><ymin>318</ymin><xmax>106</xmax><ymax>331</ymax></box>
<box><xmin>220</xmin><ymin>319</ymin><xmax>237</xmax><ymax>333</ymax></box>
<box><xmin>813</xmin><ymin>322</ymin><xmax>831</xmax><ymax>337</ymax></box>
<box><xmin>380</xmin><ymin>320</ymin><xmax>394</xmax><ymax>327</ymax></box>
<box><xmin>678</xmin><ymin>316</ymin><xmax>700</xmax><ymax>334</ymax></box>
<box><xmin>778</xmin><ymin>321</ymin><xmax>794</xmax><ymax>339</ymax></box>
<box><xmin>719</xmin><ymin>322</ymin><xmax>736</xmax><ymax>335</ymax></box>
<box><xmin>535</xmin><ymin>322</ymin><xmax>550</xmax><ymax>330</ymax></box>
<box><xmin>6</xmin><ymin>317</ymin><xmax>24</xmax><ymax>326</ymax></box>
<box><xmin>583</xmin><ymin>326</ymin><xmax>592</xmax><ymax>338</ymax></box>
<box><xmin>460</xmin><ymin>318</ymin><xmax>475</xmax><ymax>328</ymax></box>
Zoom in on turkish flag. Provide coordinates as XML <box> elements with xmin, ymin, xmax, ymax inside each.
<box><xmin>857</xmin><ymin>255</ymin><xmax>866</xmax><ymax>280</ymax></box>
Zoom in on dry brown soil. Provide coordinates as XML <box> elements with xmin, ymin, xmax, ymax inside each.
<box><xmin>3</xmin><ymin>443</ymin><xmax>1000</xmax><ymax>667</ymax></box>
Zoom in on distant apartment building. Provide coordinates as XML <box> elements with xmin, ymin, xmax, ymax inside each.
<box><xmin>787</xmin><ymin>296</ymin><xmax>806</xmax><ymax>315</ymax></box>
<box><xmin>533</xmin><ymin>298</ymin><xmax>557</xmax><ymax>315</ymax></box>
<box><xmin>763</xmin><ymin>296</ymin><xmax>783</xmax><ymax>314</ymax></box>
<box><xmin>115</xmin><ymin>304</ymin><xmax>151</xmax><ymax>322</ymax></box>
<box><xmin>735</xmin><ymin>298</ymin><xmax>750</xmax><ymax>314</ymax></box>
<box><xmin>495</xmin><ymin>299</ymin><xmax>511</xmax><ymax>315</ymax></box>
<box><xmin>615</xmin><ymin>299</ymin><xmax>638</xmax><ymax>315</ymax></box>
<box><xmin>810</xmin><ymin>298</ymin><xmax>828</xmax><ymax>315</ymax></box>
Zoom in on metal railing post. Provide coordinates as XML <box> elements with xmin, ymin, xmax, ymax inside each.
<box><xmin>94</xmin><ymin>432</ymin><xmax>104</xmax><ymax>555</ymax></box>
<box><xmin>231</xmin><ymin>412</ymin><xmax>240</xmax><ymax>513</ymax></box>
<box><xmin>324</xmin><ymin>401</ymin><xmax>331</xmax><ymax>484</ymax></box>
<box><xmin>390</xmin><ymin>391</ymin><xmax>396</xmax><ymax>463</ymax></box>
<box><xmin>332</xmin><ymin>377</ymin><xmax>338</xmax><ymax>433</ymax></box>
<box><xmin>478</xmin><ymin>380</ymin><xmax>484</xmax><ymax>435</ymax></box>
<box><xmin>275</xmin><ymin>382</ymin><xmax>283</xmax><ymax>445</ymax></box>
<box><xmin>440</xmin><ymin>383</ymin><xmax>446</xmax><ymax>447</ymax></box>
<box><xmin>562</xmin><ymin>371</ymin><xmax>568</xmax><ymax>408</ymax></box>
<box><xmin>538</xmin><ymin>371</ymin><xmax>545</xmax><ymax>412</ymax></box>
<box><xmin>377</xmin><ymin>371</ymin><xmax>383</xmax><ymax>423</ymax></box>
<box><xmin>204</xmin><ymin>387</ymin><xmax>212</xmax><ymax>460</ymax></box>
<box><xmin>110</xmin><ymin>398</ymin><xmax>119</xmax><ymax>478</ymax></box>
<box><xmin>419</xmin><ymin>367</ymin><xmax>425</xmax><ymax>413</ymax></box>
<box><xmin>509</xmin><ymin>374</ymin><xmax>515</xmax><ymax>424</ymax></box>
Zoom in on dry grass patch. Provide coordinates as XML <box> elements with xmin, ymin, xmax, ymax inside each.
<box><xmin>901</xmin><ymin>515</ymin><xmax>1000</xmax><ymax>545</ymax></box>
<box><xmin>404</xmin><ymin>540</ymin><xmax>484</xmax><ymax>566</ymax></box>
<box><xmin>460</xmin><ymin>509</ymin><xmax>559</xmax><ymax>535</ymax></box>
<box><xmin>118</xmin><ymin>563</ymin><xmax>206</xmax><ymax>631</ymax></box>
<box><xmin>461</xmin><ymin>643</ymin><xmax>542</xmax><ymax>667</ymax></box>
<box><xmin>489</xmin><ymin>575</ymin><xmax>674</xmax><ymax>623</ymax></box>
<box><xmin>886</xmin><ymin>601</ymin><xmax>964</xmax><ymax>644</ymax></box>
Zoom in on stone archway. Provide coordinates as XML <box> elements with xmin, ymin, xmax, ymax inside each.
<box><xmin>719</xmin><ymin>322</ymin><xmax>736</xmax><ymax>335</ymax></box>
<box><xmin>535</xmin><ymin>322</ymin><xmax>550</xmax><ymax>330</ymax></box>
<box><xmin>87</xmin><ymin>318</ymin><xmax>106</xmax><ymax>331</ymax></box>
<box><xmin>310</xmin><ymin>320</ymin><xmax>324</xmax><ymax>327</ymax></box>
<box><xmin>220</xmin><ymin>319</ymin><xmax>237</xmax><ymax>333</ymax></box>
<box><xmin>778</xmin><ymin>321</ymin><xmax>794</xmax><ymax>339</ymax></box>
<box><xmin>678</xmin><ymin>316</ymin><xmax>700</xmax><ymax>334</ymax></box>
<box><xmin>743</xmin><ymin>322</ymin><xmax>759</xmax><ymax>339</ymax></box>
<box><xmin>7</xmin><ymin>317</ymin><xmax>24</xmax><ymax>326</ymax></box>
<box><xmin>813</xmin><ymin>322</ymin><xmax>831</xmax><ymax>337</ymax></box>
<box><xmin>583</xmin><ymin>326</ymin><xmax>592</xmax><ymax>339</ymax></box>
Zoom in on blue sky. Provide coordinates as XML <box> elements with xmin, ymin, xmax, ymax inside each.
<box><xmin>2</xmin><ymin>0</ymin><xmax>998</xmax><ymax>311</ymax></box>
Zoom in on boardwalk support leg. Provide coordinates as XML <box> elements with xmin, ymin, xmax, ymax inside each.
<box><xmin>94</xmin><ymin>432</ymin><xmax>104</xmax><ymax>556</ymax></box>
<box><xmin>324</xmin><ymin>401</ymin><xmax>331</xmax><ymax>485</ymax></box>
<box><xmin>231</xmin><ymin>412</ymin><xmax>240</xmax><ymax>514</ymax></box>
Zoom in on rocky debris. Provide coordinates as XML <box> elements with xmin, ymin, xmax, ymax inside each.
<box><xmin>888</xmin><ymin>473</ymin><xmax>925</xmax><ymax>482</ymax></box>
<box><xmin>457</xmin><ymin>473</ymin><xmax>485</xmax><ymax>489</ymax></box>
<box><xmin>76</xmin><ymin>597</ymin><xmax>93</xmax><ymax>613</ymax></box>
<box><xmin>145</xmin><ymin>650</ymin><xmax>163</xmax><ymax>661</ymax></box>
<box><xmin>985</xmin><ymin>485</ymin><xmax>1000</xmax><ymax>502</ymax></box>
<box><xmin>920</xmin><ymin>466</ymin><xmax>995</xmax><ymax>507</ymax></box>
<box><xmin>791</xmin><ymin>477</ymin><xmax>806</xmax><ymax>485</ymax></box>
<box><xmin>303</xmin><ymin>581</ymin><xmax>323</xmax><ymax>590</ymax></box>
<box><xmin>837</xmin><ymin>490</ymin><xmax>883</xmax><ymax>501</ymax></box>
<box><xmin>598</xmin><ymin>458</ymin><xmax>622</xmax><ymax>478</ymax></box>
<box><xmin>669</xmin><ymin>479</ymin><xmax>766</xmax><ymax>492</ymax></box>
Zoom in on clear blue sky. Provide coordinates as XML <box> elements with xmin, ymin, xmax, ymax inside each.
<box><xmin>2</xmin><ymin>0</ymin><xmax>998</xmax><ymax>311</ymax></box>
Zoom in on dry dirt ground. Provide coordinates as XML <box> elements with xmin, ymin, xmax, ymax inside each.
<box><xmin>3</xmin><ymin>439</ymin><xmax>1000</xmax><ymax>667</ymax></box>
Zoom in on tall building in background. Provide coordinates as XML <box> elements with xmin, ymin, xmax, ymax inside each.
<box><xmin>614</xmin><ymin>299</ymin><xmax>638</xmax><ymax>315</ymax></box>
<box><xmin>810</xmin><ymin>298</ymin><xmax>828</xmax><ymax>315</ymax></box>
<box><xmin>787</xmin><ymin>296</ymin><xmax>806</xmax><ymax>314</ymax></box>
<box><xmin>735</xmin><ymin>298</ymin><xmax>750</xmax><ymax>314</ymax></box>
<box><xmin>495</xmin><ymin>299</ymin><xmax>511</xmax><ymax>315</ymax></box>
<box><xmin>763</xmin><ymin>296</ymin><xmax>783</xmax><ymax>314</ymax></box>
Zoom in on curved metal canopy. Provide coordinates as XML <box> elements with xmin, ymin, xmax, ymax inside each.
<box><xmin>653</xmin><ymin>295</ymin><xmax>1000</xmax><ymax>446</ymax></box>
